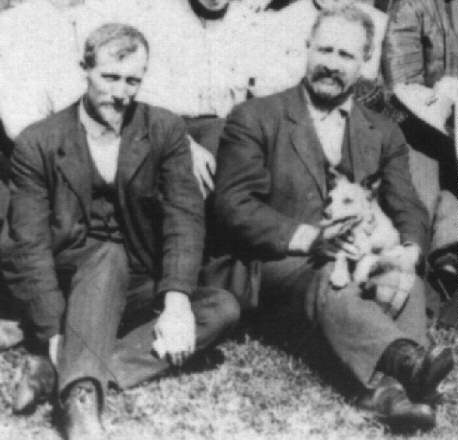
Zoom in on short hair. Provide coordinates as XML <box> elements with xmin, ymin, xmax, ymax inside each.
<box><xmin>82</xmin><ymin>23</ymin><xmax>149</xmax><ymax>69</ymax></box>
<box><xmin>308</xmin><ymin>5</ymin><xmax>375</xmax><ymax>62</ymax></box>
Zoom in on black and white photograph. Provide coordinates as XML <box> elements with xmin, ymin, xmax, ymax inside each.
<box><xmin>0</xmin><ymin>0</ymin><xmax>456</xmax><ymax>439</ymax></box>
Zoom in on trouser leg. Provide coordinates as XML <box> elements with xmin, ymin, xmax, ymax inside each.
<box><xmin>316</xmin><ymin>278</ymin><xmax>427</xmax><ymax>387</ymax></box>
<box><xmin>110</xmin><ymin>286</ymin><xmax>240</xmax><ymax>389</ymax></box>
<box><xmin>58</xmin><ymin>241</ymin><xmax>129</xmax><ymax>396</ymax></box>
<box><xmin>261</xmin><ymin>259</ymin><xmax>428</xmax><ymax>388</ymax></box>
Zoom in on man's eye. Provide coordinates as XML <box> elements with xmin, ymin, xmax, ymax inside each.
<box><xmin>339</xmin><ymin>52</ymin><xmax>354</xmax><ymax>60</ymax></box>
<box><xmin>127</xmin><ymin>78</ymin><xmax>141</xmax><ymax>86</ymax></box>
<box><xmin>101</xmin><ymin>74</ymin><xmax>119</xmax><ymax>81</ymax></box>
<box><xmin>343</xmin><ymin>197</ymin><xmax>353</xmax><ymax>205</ymax></box>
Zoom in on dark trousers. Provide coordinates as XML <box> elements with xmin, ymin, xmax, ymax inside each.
<box><xmin>57</xmin><ymin>239</ymin><xmax>240</xmax><ymax>394</ymax></box>
<box><xmin>261</xmin><ymin>257</ymin><xmax>428</xmax><ymax>388</ymax></box>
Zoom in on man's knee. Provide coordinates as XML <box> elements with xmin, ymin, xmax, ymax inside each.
<box><xmin>196</xmin><ymin>287</ymin><xmax>241</xmax><ymax>328</ymax></box>
<box><xmin>213</xmin><ymin>289</ymin><xmax>241</xmax><ymax>328</ymax></box>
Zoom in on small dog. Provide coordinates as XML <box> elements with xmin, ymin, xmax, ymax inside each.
<box><xmin>322</xmin><ymin>167</ymin><xmax>402</xmax><ymax>288</ymax></box>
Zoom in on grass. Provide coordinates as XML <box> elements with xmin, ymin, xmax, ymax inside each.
<box><xmin>0</xmin><ymin>309</ymin><xmax>457</xmax><ymax>440</ymax></box>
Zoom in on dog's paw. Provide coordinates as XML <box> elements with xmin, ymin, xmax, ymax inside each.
<box><xmin>330</xmin><ymin>268</ymin><xmax>351</xmax><ymax>289</ymax></box>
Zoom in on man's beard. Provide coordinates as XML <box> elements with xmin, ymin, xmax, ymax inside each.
<box><xmin>84</xmin><ymin>95</ymin><xmax>134</xmax><ymax>133</ymax></box>
<box><xmin>304</xmin><ymin>67</ymin><xmax>354</xmax><ymax>111</ymax></box>
<box><xmin>189</xmin><ymin>0</ymin><xmax>229</xmax><ymax>20</ymax></box>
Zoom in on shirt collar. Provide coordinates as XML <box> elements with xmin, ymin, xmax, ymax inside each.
<box><xmin>79</xmin><ymin>98</ymin><xmax>119</xmax><ymax>140</ymax></box>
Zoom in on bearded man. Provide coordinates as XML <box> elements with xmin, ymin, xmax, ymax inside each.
<box><xmin>208</xmin><ymin>4</ymin><xmax>454</xmax><ymax>431</ymax></box>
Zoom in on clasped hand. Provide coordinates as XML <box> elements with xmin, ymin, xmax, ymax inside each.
<box><xmin>188</xmin><ymin>135</ymin><xmax>216</xmax><ymax>199</ymax></box>
<box><xmin>311</xmin><ymin>216</ymin><xmax>362</xmax><ymax>260</ymax></box>
<box><xmin>152</xmin><ymin>291</ymin><xmax>196</xmax><ymax>367</ymax></box>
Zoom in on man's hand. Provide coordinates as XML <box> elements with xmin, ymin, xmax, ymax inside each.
<box><xmin>188</xmin><ymin>135</ymin><xmax>216</xmax><ymax>199</ymax></box>
<box><xmin>433</xmin><ymin>76</ymin><xmax>458</xmax><ymax>101</ymax></box>
<box><xmin>48</xmin><ymin>334</ymin><xmax>63</xmax><ymax>368</ymax></box>
<box><xmin>289</xmin><ymin>217</ymin><xmax>361</xmax><ymax>259</ymax></box>
<box><xmin>152</xmin><ymin>291</ymin><xmax>196</xmax><ymax>366</ymax></box>
<box><xmin>364</xmin><ymin>270</ymin><xmax>415</xmax><ymax>318</ymax></box>
<box><xmin>313</xmin><ymin>216</ymin><xmax>362</xmax><ymax>259</ymax></box>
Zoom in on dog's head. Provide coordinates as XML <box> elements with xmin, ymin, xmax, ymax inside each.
<box><xmin>323</xmin><ymin>166</ymin><xmax>381</xmax><ymax>221</ymax></box>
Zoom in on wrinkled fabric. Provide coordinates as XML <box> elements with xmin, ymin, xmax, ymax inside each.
<box><xmin>383</xmin><ymin>0</ymin><xmax>458</xmax><ymax>89</ymax></box>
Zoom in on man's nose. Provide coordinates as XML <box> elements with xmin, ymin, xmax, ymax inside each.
<box><xmin>111</xmin><ymin>82</ymin><xmax>129</xmax><ymax>103</ymax></box>
<box><xmin>323</xmin><ymin>53</ymin><xmax>344</xmax><ymax>73</ymax></box>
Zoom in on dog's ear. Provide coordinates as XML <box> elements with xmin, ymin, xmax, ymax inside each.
<box><xmin>361</xmin><ymin>172</ymin><xmax>382</xmax><ymax>196</ymax></box>
<box><xmin>334</xmin><ymin>164</ymin><xmax>353</xmax><ymax>182</ymax></box>
<box><xmin>326</xmin><ymin>164</ymin><xmax>351</xmax><ymax>189</ymax></box>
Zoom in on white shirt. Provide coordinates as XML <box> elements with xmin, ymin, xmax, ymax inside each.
<box><xmin>306</xmin><ymin>91</ymin><xmax>353</xmax><ymax>166</ymax></box>
<box><xmin>0</xmin><ymin>0</ymin><xmax>85</xmax><ymax>139</ymax></box>
<box><xmin>79</xmin><ymin>101</ymin><xmax>121</xmax><ymax>184</ymax></box>
<box><xmin>136</xmin><ymin>0</ymin><xmax>258</xmax><ymax>117</ymax></box>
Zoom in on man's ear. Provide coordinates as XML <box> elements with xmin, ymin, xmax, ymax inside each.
<box><xmin>361</xmin><ymin>172</ymin><xmax>382</xmax><ymax>197</ymax></box>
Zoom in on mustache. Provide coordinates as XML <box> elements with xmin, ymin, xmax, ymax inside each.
<box><xmin>311</xmin><ymin>67</ymin><xmax>345</xmax><ymax>88</ymax></box>
<box><xmin>100</xmin><ymin>99</ymin><xmax>129</xmax><ymax>110</ymax></box>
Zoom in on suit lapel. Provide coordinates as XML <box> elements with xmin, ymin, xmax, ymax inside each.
<box><xmin>348</xmin><ymin>104</ymin><xmax>382</xmax><ymax>183</ymax></box>
<box><xmin>287</xmin><ymin>85</ymin><xmax>327</xmax><ymax>199</ymax></box>
<box><xmin>55</xmin><ymin>105</ymin><xmax>92</xmax><ymax>222</ymax></box>
<box><xmin>116</xmin><ymin>104</ymin><xmax>151</xmax><ymax>190</ymax></box>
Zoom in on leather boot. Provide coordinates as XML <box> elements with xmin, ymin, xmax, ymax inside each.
<box><xmin>13</xmin><ymin>354</ymin><xmax>56</xmax><ymax>414</ymax></box>
<box><xmin>62</xmin><ymin>379</ymin><xmax>103</xmax><ymax>440</ymax></box>
<box><xmin>379</xmin><ymin>340</ymin><xmax>454</xmax><ymax>402</ymax></box>
<box><xmin>357</xmin><ymin>378</ymin><xmax>436</xmax><ymax>432</ymax></box>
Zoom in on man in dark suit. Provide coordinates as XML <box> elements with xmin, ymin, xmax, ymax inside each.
<box><xmin>211</xmin><ymin>4</ymin><xmax>453</xmax><ymax>431</ymax></box>
<box><xmin>2</xmin><ymin>23</ymin><xmax>239</xmax><ymax>440</ymax></box>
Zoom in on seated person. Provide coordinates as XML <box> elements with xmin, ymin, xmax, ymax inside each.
<box><xmin>208</xmin><ymin>5</ymin><xmax>453</xmax><ymax>431</ymax></box>
<box><xmin>2</xmin><ymin>23</ymin><xmax>239</xmax><ymax>440</ymax></box>
<box><xmin>383</xmin><ymin>0</ymin><xmax>458</xmax><ymax>278</ymax></box>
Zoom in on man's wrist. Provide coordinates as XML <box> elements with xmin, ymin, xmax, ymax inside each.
<box><xmin>164</xmin><ymin>291</ymin><xmax>192</xmax><ymax>311</ymax></box>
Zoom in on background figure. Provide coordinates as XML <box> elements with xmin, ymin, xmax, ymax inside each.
<box><xmin>383</xmin><ymin>0</ymin><xmax>458</xmax><ymax>321</ymax></box>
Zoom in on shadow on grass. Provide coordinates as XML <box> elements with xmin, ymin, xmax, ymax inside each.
<box><xmin>236</xmin><ymin>300</ymin><xmax>368</xmax><ymax>399</ymax></box>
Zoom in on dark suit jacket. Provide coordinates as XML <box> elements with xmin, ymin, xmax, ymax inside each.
<box><xmin>212</xmin><ymin>84</ymin><xmax>429</xmax><ymax>268</ymax></box>
<box><xmin>2</xmin><ymin>102</ymin><xmax>204</xmax><ymax>341</ymax></box>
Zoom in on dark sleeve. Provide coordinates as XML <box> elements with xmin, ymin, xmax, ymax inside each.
<box><xmin>379</xmin><ymin>123</ymin><xmax>429</xmax><ymax>253</ymax></box>
<box><xmin>213</xmin><ymin>104</ymin><xmax>301</xmax><ymax>259</ymax></box>
<box><xmin>382</xmin><ymin>0</ymin><xmax>425</xmax><ymax>88</ymax></box>
<box><xmin>2</xmin><ymin>132</ymin><xmax>65</xmax><ymax>342</ymax></box>
<box><xmin>156</xmin><ymin>116</ymin><xmax>205</xmax><ymax>296</ymax></box>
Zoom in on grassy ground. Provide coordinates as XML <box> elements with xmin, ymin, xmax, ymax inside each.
<box><xmin>0</xmin><ymin>310</ymin><xmax>457</xmax><ymax>440</ymax></box>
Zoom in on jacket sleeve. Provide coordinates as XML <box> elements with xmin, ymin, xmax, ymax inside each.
<box><xmin>379</xmin><ymin>122</ymin><xmax>430</xmax><ymax>253</ymax></box>
<box><xmin>2</xmin><ymin>131</ymin><xmax>65</xmax><ymax>342</ymax></box>
<box><xmin>383</xmin><ymin>0</ymin><xmax>425</xmax><ymax>88</ymax></box>
<box><xmin>213</xmin><ymin>104</ymin><xmax>301</xmax><ymax>259</ymax></box>
<box><xmin>156</xmin><ymin>116</ymin><xmax>205</xmax><ymax>296</ymax></box>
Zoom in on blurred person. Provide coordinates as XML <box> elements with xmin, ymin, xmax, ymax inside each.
<box><xmin>135</xmin><ymin>0</ymin><xmax>266</xmax><ymax>197</ymax></box>
<box><xmin>3</xmin><ymin>23</ymin><xmax>239</xmax><ymax>439</ymax></box>
<box><xmin>206</xmin><ymin>5</ymin><xmax>453</xmax><ymax>431</ymax></box>
<box><xmin>383</xmin><ymin>0</ymin><xmax>458</xmax><ymax>320</ymax></box>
